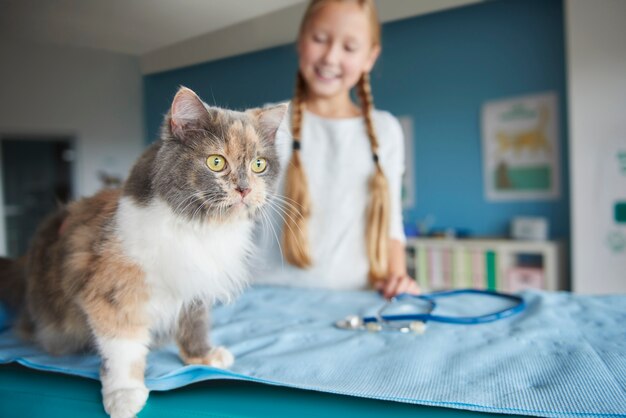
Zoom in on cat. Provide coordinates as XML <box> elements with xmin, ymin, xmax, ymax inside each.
<box><xmin>0</xmin><ymin>86</ymin><xmax>286</xmax><ymax>418</ymax></box>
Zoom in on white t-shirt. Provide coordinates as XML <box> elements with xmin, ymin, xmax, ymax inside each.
<box><xmin>254</xmin><ymin>107</ymin><xmax>406</xmax><ymax>290</ymax></box>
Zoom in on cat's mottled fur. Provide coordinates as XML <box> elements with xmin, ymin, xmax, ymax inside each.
<box><xmin>0</xmin><ymin>87</ymin><xmax>286</xmax><ymax>418</ymax></box>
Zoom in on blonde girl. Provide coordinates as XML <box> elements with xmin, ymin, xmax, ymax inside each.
<box><xmin>256</xmin><ymin>0</ymin><xmax>419</xmax><ymax>298</ymax></box>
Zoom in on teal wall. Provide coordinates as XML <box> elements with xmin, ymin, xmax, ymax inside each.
<box><xmin>144</xmin><ymin>0</ymin><xmax>569</xmax><ymax>239</ymax></box>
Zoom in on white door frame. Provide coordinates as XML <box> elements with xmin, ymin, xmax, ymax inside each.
<box><xmin>0</xmin><ymin>134</ymin><xmax>77</xmax><ymax>257</ymax></box>
<box><xmin>0</xmin><ymin>137</ymin><xmax>6</xmax><ymax>256</ymax></box>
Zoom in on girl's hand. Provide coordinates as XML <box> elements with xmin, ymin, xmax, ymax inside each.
<box><xmin>375</xmin><ymin>274</ymin><xmax>421</xmax><ymax>299</ymax></box>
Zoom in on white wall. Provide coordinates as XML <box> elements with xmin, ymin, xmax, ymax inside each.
<box><xmin>0</xmin><ymin>40</ymin><xmax>144</xmax><ymax>256</ymax></box>
<box><xmin>566</xmin><ymin>0</ymin><xmax>626</xmax><ymax>294</ymax></box>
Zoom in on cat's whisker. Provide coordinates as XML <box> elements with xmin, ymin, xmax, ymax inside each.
<box><xmin>266</xmin><ymin>199</ymin><xmax>305</xmax><ymax>229</ymax></box>
<box><xmin>257</xmin><ymin>206</ymin><xmax>285</xmax><ymax>268</ymax></box>
<box><xmin>210</xmin><ymin>88</ymin><xmax>217</xmax><ymax>107</ymax></box>
<box><xmin>267</xmin><ymin>192</ymin><xmax>305</xmax><ymax>210</ymax></box>
<box><xmin>266</xmin><ymin>195</ymin><xmax>306</xmax><ymax>223</ymax></box>
<box><xmin>176</xmin><ymin>195</ymin><xmax>209</xmax><ymax>221</ymax></box>
<box><xmin>174</xmin><ymin>192</ymin><xmax>206</xmax><ymax>216</ymax></box>
<box><xmin>188</xmin><ymin>192</ymin><xmax>222</xmax><ymax>223</ymax></box>
<box><xmin>214</xmin><ymin>200</ymin><xmax>228</xmax><ymax>222</ymax></box>
<box><xmin>221</xmin><ymin>201</ymin><xmax>232</xmax><ymax>221</ymax></box>
<box><xmin>265</xmin><ymin>199</ymin><xmax>310</xmax><ymax>245</ymax></box>
<box><xmin>177</xmin><ymin>190</ymin><xmax>222</xmax><ymax>217</ymax></box>
<box><xmin>221</xmin><ymin>202</ymin><xmax>229</xmax><ymax>219</ymax></box>
<box><xmin>174</xmin><ymin>190</ymin><xmax>220</xmax><ymax>214</ymax></box>
<box><xmin>182</xmin><ymin>128</ymin><xmax>215</xmax><ymax>136</ymax></box>
<box><xmin>189</xmin><ymin>198</ymin><xmax>205</xmax><ymax>224</ymax></box>
<box><xmin>264</xmin><ymin>201</ymin><xmax>309</xmax><ymax>256</ymax></box>
<box><xmin>271</xmin><ymin>193</ymin><xmax>305</xmax><ymax>209</ymax></box>
<box><xmin>266</xmin><ymin>198</ymin><xmax>311</xmax><ymax>253</ymax></box>
<box><xmin>217</xmin><ymin>119</ymin><xmax>228</xmax><ymax>144</ymax></box>
<box><xmin>192</xmin><ymin>192</ymin><xmax>221</xmax><ymax>223</ymax></box>
<box><xmin>183</xmin><ymin>127</ymin><xmax>227</xmax><ymax>146</ymax></box>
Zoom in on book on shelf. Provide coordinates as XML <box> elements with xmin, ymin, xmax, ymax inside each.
<box><xmin>471</xmin><ymin>249</ymin><xmax>485</xmax><ymax>289</ymax></box>
<box><xmin>429</xmin><ymin>248</ymin><xmax>444</xmax><ymax>290</ymax></box>
<box><xmin>485</xmin><ymin>250</ymin><xmax>498</xmax><ymax>291</ymax></box>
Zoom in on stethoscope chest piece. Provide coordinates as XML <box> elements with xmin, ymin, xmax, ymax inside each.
<box><xmin>335</xmin><ymin>315</ymin><xmax>426</xmax><ymax>334</ymax></box>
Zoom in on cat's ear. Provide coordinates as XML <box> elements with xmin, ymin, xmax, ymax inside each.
<box><xmin>248</xmin><ymin>103</ymin><xmax>288</xmax><ymax>143</ymax></box>
<box><xmin>169</xmin><ymin>87</ymin><xmax>209</xmax><ymax>140</ymax></box>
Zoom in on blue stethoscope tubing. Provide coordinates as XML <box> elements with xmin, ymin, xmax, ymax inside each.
<box><xmin>362</xmin><ymin>288</ymin><xmax>526</xmax><ymax>325</ymax></box>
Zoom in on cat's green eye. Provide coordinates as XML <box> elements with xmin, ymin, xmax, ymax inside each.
<box><xmin>207</xmin><ymin>155</ymin><xmax>226</xmax><ymax>172</ymax></box>
<box><xmin>251</xmin><ymin>158</ymin><xmax>267</xmax><ymax>173</ymax></box>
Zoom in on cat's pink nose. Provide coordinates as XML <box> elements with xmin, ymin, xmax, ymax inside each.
<box><xmin>236</xmin><ymin>187</ymin><xmax>251</xmax><ymax>198</ymax></box>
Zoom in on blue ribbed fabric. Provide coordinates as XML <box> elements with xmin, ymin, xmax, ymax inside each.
<box><xmin>1</xmin><ymin>286</ymin><xmax>624</xmax><ymax>417</ymax></box>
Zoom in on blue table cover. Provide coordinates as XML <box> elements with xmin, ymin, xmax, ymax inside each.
<box><xmin>1</xmin><ymin>286</ymin><xmax>624</xmax><ymax>417</ymax></box>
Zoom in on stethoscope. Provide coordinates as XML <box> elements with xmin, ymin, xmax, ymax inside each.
<box><xmin>335</xmin><ymin>289</ymin><xmax>526</xmax><ymax>334</ymax></box>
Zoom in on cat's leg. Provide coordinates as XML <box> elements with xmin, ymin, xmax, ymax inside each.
<box><xmin>80</xmin><ymin>263</ymin><xmax>151</xmax><ymax>418</ymax></box>
<box><xmin>96</xmin><ymin>333</ymin><xmax>150</xmax><ymax>418</ymax></box>
<box><xmin>20</xmin><ymin>300</ymin><xmax>93</xmax><ymax>355</ymax></box>
<box><xmin>176</xmin><ymin>298</ymin><xmax>234</xmax><ymax>368</ymax></box>
<box><xmin>33</xmin><ymin>322</ymin><xmax>92</xmax><ymax>355</ymax></box>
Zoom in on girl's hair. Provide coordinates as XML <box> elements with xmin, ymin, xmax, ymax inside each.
<box><xmin>281</xmin><ymin>0</ymin><xmax>390</xmax><ymax>285</ymax></box>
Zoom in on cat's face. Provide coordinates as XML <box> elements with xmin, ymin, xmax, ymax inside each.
<box><xmin>154</xmin><ymin>87</ymin><xmax>286</xmax><ymax>223</ymax></box>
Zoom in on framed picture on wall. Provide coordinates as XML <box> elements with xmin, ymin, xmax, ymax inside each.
<box><xmin>481</xmin><ymin>92</ymin><xmax>560</xmax><ymax>201</ymax></box>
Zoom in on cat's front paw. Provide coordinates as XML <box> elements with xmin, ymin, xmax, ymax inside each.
<box><xmin>103</xmin><ymin>386</ymin><xmax>149</xmax><ymax>418</ymax></box>
<box><xmin>185</xmin><ymin>346</ymin><xmax>234</xmax><ymax>369</ymax></box>
<box><xmin>207</xmin><ymin>346</ymin><xmax>235</xmax><ymax>368</ymax></box>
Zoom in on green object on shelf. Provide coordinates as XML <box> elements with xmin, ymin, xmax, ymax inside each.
<box><xmin>485</xmin><ymin>251</ymin><xmax>497</xmax><ymax>291</ymax></box>
<box><xmin>615</xmin><ymin>202</ymin><xmax>626</xmax><ymax>223</ymax></box>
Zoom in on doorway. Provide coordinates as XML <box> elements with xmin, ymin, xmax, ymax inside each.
<box><xmin>1</xmin><ymin>137</ymin><xmax>75</xmax><ymax>258</ymax></box>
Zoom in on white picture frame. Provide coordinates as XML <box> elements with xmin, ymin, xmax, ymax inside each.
<box><xmin>482</xmin><ymin>92</ymin><xmax>560</xmax><ymax>201</ymax></box>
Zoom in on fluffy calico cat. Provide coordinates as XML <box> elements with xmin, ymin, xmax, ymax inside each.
<box><xmin>0</xmin><ymin>87</ymin><xmax>286</xmax><ymax>418</ymax></box>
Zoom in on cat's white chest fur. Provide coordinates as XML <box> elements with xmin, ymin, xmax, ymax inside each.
<box><xmin>116</xmin><ymin>197</ymin><xmax>254</xmax><ymax>331</ymax></box>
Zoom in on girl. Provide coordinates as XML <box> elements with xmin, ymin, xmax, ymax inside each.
<box><xmin>256</xmin><ymin>0</ymin><xmax>419</xmax><ymax>298</ymax></box>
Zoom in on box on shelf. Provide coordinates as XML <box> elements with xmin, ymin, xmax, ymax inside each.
<box><xmin>507</xmin><ymin>267</ymin><xmax>545</xmax><ymax>292</ymax></box>
<box><xmin>511</xmin><ymin>217</ymin><xmax>548</xmax><ymax>241</ymax></box>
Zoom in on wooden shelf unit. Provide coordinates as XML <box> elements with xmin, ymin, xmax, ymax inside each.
<box><xmin>405</xmin><ymin>237</ymin><xmax>566</xmax><ymax>292</ymax></box>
